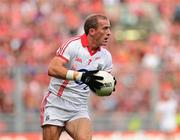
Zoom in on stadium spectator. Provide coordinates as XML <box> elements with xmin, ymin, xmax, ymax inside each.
<box><xmin>155</xmin><ymin>83</ymin><xmax>178</xmax><ymax>140</ymax></box>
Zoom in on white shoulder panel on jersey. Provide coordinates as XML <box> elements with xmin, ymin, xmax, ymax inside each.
<box><xmin>56</xmin><ymin>36</ymin><xmax>81</xmax><ymax>61</ymax></box>
<box><xmin>100</xmin><ymin>47</ymin><xmax>113</xmax><ymax>72</ymax></box>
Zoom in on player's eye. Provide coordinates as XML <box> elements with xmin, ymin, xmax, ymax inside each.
<box><xmin>103</xmin><ymin>26</ymin><xmax>111</xmax><ymax>31</ymax></box>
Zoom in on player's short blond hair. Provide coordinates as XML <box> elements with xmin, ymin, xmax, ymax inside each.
<box><xmin>84</xmin><ymin>14</ymin><xmax>108</xmax><ymax>35</ymax></box>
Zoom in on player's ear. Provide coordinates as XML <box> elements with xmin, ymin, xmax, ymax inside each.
<box><xmin>89</xmin><ymin>28</ymin><xmax>96</xmax><ymax>36</ymax></box>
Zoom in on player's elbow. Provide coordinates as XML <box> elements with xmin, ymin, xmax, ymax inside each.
<box><xmin>48</xmin><ymin>66</ymin><xmax>54</xmax><ymax>76</ymax></box>
<box><xmin>47</xmin><ymin>65</ymin><xmax>63</xmax><ymax>79</ymax></box>
<box><xmin>47</xmin><ymin>63</ymin><xmax>57</xmax><ymax>76</ymax></box>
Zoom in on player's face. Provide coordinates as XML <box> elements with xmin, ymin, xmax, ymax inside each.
<box><xmin>94</xmin><ymin>19</ymin><xmax>111</xmax><ymax>47</ymax></box>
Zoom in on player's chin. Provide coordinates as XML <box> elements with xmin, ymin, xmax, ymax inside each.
<box><xmin>101</xmin><ymin>42</ymin><xmax>108</xmax><ymax>46</ymax></box>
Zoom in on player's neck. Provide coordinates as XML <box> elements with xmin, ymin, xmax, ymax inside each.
<box><xmin>87</xmin><ymin>35</ymin><xmax>100</xmax><ymax>51</ymax></box>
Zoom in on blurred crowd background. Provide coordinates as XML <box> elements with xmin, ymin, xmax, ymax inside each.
<box><xmin>0</xmin><ymin>0</ymin><xmax>180</xmax><ymax>134</ymax></box>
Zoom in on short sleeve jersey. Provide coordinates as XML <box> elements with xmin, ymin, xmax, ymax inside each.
<box><xmin>48</xmin><ymin>34</ymin><xmax>113</xmax><ymax>105</ymax></box>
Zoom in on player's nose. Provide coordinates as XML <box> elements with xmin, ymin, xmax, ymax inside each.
<box><xmin>107</xmin><ymin>28</ymin><xmax>111</xmax><ymax>36</ymax></box>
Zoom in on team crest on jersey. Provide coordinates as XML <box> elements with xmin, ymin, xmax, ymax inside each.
<box><xmin>75</xmin><ymin>56</ymin><xmax>82</xmax><ymax>63</ymax></box>
<box><xmin>97</xmin><ymin>64</ymin><xmax>103</xmax><ymax>70</ymax></box>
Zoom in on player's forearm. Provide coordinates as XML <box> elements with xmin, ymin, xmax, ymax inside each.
<box><xmin>48</xmin><ymin>56</ymin><xmax>82</xmax><ymax>80</ymax></box>
<box><xmin>48</xmin><ymin>65</ymin><xmax>68</xmax><ymax>80</ymax></box>
<box><xmin>48</xmin><ymin>68</ymin><xmax>82</xmax><ymax>81</ymax></box>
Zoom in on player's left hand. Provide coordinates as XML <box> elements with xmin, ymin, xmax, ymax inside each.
<box><xmin>81</xmin><ymin>70</ymin><xmax>104</xmax><ymax>92</ymax></box>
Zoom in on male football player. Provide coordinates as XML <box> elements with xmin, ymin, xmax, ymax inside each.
<box><xmin>40</xmin><ymin>14</ymin><xmax>116</xmax><ymax>140</ymax></box>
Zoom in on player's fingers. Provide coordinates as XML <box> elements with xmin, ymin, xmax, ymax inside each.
<box><xmin>89</xmin><ymin>86</ymin><xmax>95</xmax><ymax>92</ymax></box>
<box><xmin>93</xmin><ymin>75</ymin><xmax>104</xmax><ymax>80</ymax></box>
<box><xmin>113</xmin><ymin>87</ymin><xmax>115</xmax><ymax>91</ymax></box>
<box><xmin>90</xmin><ymin>70</ymin><xmax>99</xmax><ymax>74</ymax></box>
<box><xmin>94</xmin><ymin>86</ymin><xmax>101</xmax><ymax>89</ymax></box>
<box><xmin>94</xmin><ymin>81</ymin><xmax>103</xmax><ymax>89</ymax></box>
<box><xmin>113</xmin><ymin>77</ymin><xmax>117</xmax><ymax>85</ymax></box>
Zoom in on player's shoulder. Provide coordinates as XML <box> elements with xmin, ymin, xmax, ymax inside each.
<box><xmin>100</xmin><ymin>47</ymin><xmax>112</xmax><ymax>57</ymax></box>
<box><xmin>62</xmin><ymin>35</ymin><xmax>81</xmax><ymax>47</ymax></box>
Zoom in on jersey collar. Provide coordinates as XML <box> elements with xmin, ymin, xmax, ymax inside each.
<box><xmin>80</xmin><ymin>34</ymin><xmax>100</xmax><ymax>56</ymax></box>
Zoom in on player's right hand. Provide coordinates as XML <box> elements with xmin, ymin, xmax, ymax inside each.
<box><xmin>113</xmin><ymin>77</ymin><xmax>117</xmax><ymax>91</ymax></box>
<box><xmin>81</xmin><ymin>70</ymin><xmax>104</xmax><ymax>92</ymax></box>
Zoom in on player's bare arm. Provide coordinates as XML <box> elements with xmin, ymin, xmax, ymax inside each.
<box><xmin>48</xmin><ymin>56</ymin><xmax>69</xmax><ymax>79</ymax></box>
<box><xmin>48</xmin><ymin>56</ymin><xmax>86</xmax><ymax>81</ymax></box>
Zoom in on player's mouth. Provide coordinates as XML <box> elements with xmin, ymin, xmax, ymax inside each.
<box><xmin>102</xmin><ymin>37</ymin><xmax>109</xmax><ymax>45</ymax></box>
<box><xmin>104</xmin><ymin>37</ymin><xmax>109</xmax><ymax>41</ymax></box>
